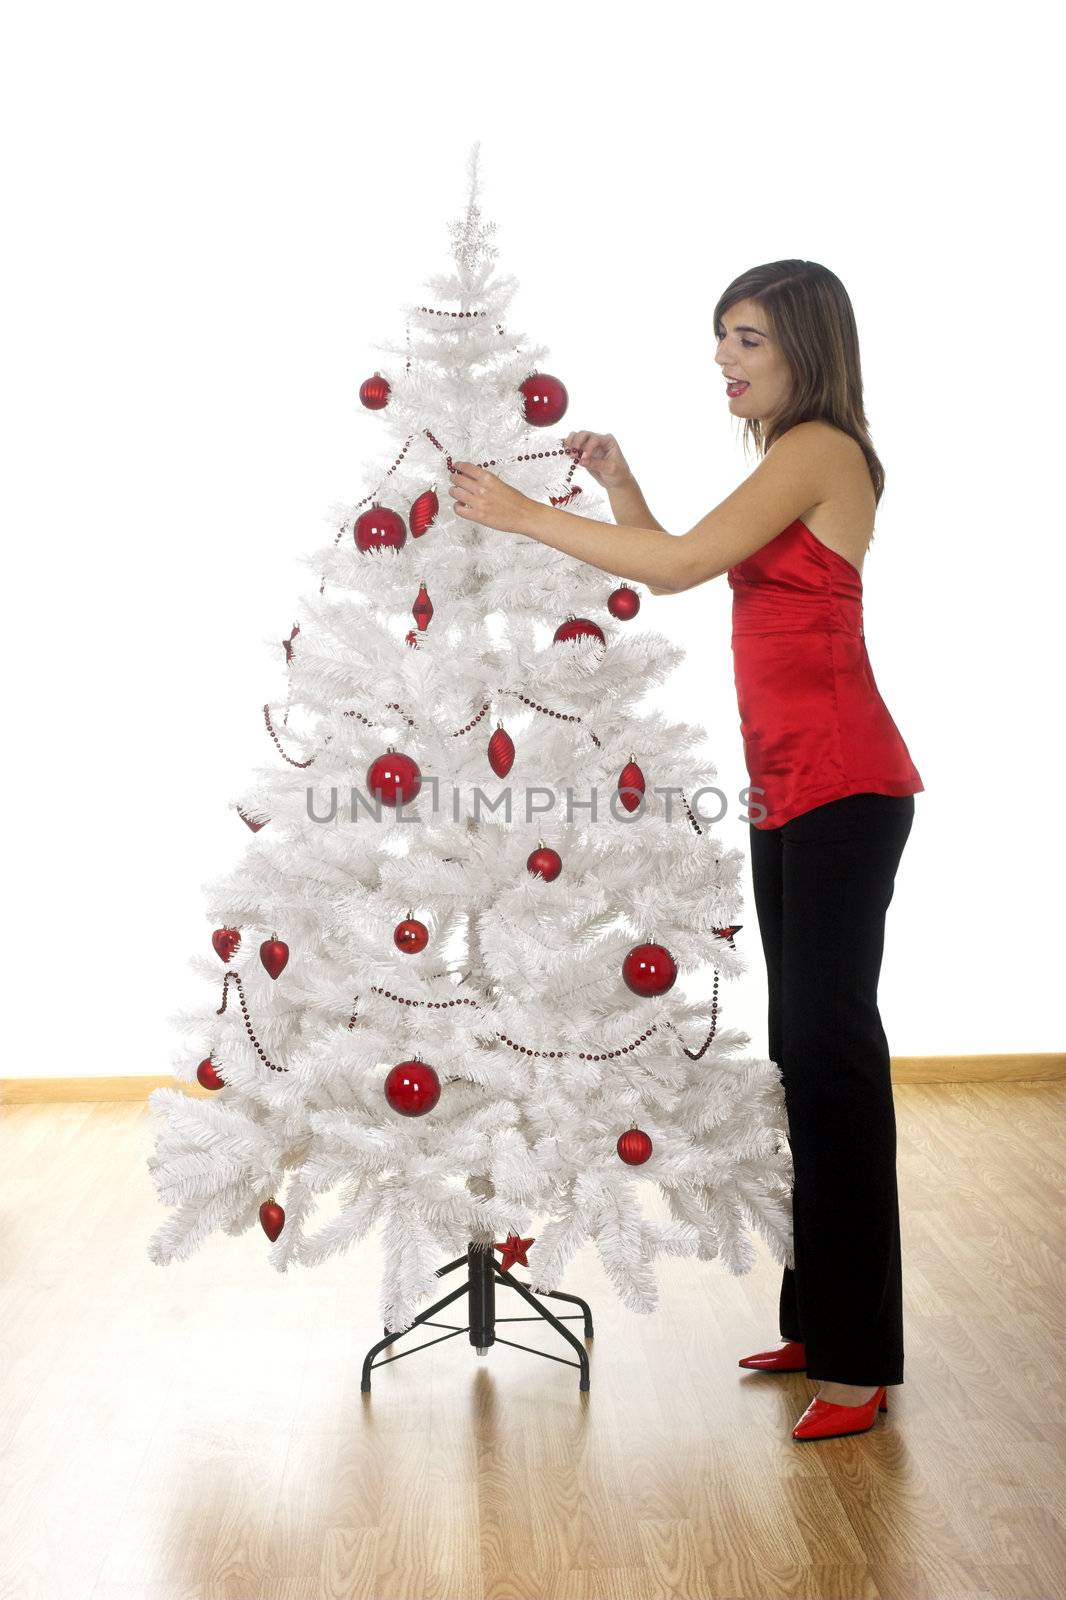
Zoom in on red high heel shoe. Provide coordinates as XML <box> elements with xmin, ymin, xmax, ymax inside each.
<box><xmin>791</xmin><ymin>1384</ymin><xmax>888</xmax><ymax>1440</ymax></box>
<box><xmin>738</xmin><ymin>1339</ymin><xmax>807</xmax><ymax>1372</ymax></box>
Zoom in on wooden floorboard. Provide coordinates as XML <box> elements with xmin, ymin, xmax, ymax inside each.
<box><xmin>0</xmin><ymin>1083</ymin><xmax>1063</xmax><ymax>1600</ymax></box>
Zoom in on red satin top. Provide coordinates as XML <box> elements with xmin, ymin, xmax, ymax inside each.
<box><xmin>727</xmin><ymin>519</ymin><xmax>924</xmax><ymax>829</ymax></box>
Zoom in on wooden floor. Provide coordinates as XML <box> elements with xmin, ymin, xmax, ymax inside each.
<box><xmin>1</xmin><ymin>1084</ymin><xmax>1063</xmax><ymax>1600</ymax></box>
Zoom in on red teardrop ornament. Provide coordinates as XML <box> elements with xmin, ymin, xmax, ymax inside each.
<box><xmin>211</xmin><ymin>927</ymin><xmax>241</xmax><ymax>963</ymax></box>
<box><xmin>259</xmin><ymin>1200</ymin><xmax>285</xmax><ymax>1241</ymax></box>
<box><xmin>260</xmin><ymin>937</ymin><xmax>289</xmax><ymax>980</ymax></box>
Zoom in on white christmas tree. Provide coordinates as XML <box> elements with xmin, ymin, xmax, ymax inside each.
<box><xmin>147</xmin><ymin>143</ymin><xmax>794</xmax><ymax>1334</ymax></box>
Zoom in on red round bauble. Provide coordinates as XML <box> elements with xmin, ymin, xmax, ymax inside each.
<box><xmin>384</xmin><ymin>1058</ymin><xmax>441</xmax><ymax>1117</ymax></box>
<box><xmin>488</xmin><ymin>724</ymin><xmax>515</xmax><ymax>777</ymax></box>
<box><xmin>359</xmin><ymin>372</ymin><xmax>390</xmax><ymax>410</ymax></box>
<box><xmin>607</xmin><ymin>584</ymin><xmax>641</xmax><ymax>621</ymax></box>
<box><xmin>196</xmin><ymin>1056</ymin><xmax>225</xmax><ymax>1090</ymax></box>
<box><xmin>553</xmin><ymin>615</ymin><xmax>606</xmax><ymax>646</ymax></box>
<box><xmin>355</xmin><ymin>505</ymin><xmax>407</xmax><ymax>552</ymax></box>
<box><xmin>519</xmin><ymin>372</ymin><xmax>568</xmax><ymax>427</ymax></box>
<box><xmin>412</xmin><ymin>583</ymin><xmax>433</xmax><ymax>631</ymax></box>
<box><xmin>617</xmin><ymin>1127</ymin><xmax>653</xmax><ymax>1165</ymax></box>
<box><xmin>409</xmin><ymin>488</ymin><xmax>439</xmax><ymax>538</ymax></box>
<box><xmin>211</xmin><ymin>927</ymin><xmax>241</xmax><ymax>963</ymax></box>
<box><xmin>260</xmin><ymin>936</ymin><xmax>289</xmax><ymax>980</ymax></box>
<box><xmin>394</xmin><ymin>914</ymin><xmax>429</xmax><ymax>954</ymax></box>
<box><xmin>366</xmin><ymin>748</ymin><xmax>422</xmax><ymax>807</ymax></box>
<box><xmin>527</xmin><ymin>844</ymin><xmax>562</xmax><ymax>881</ymax></box>
<box><xmin>622</xmin><ymin>942</ymin><xmax>677</xmax><ymax>996</ymax></box>
<box><xmin>617</xmin><ymin>757</ymin><xmax>646</xmax><ymax>814</ymax></box>
<box><xmin>259</xmin><ymin>1199</ymin><xmax>285</xmax><ymax>1241</ymax></box>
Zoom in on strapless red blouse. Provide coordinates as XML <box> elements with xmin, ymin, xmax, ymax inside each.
<box><xmin>726</xmin><ymin>519</ymin><xmax>924</xmax><ymax>829</ymax></box>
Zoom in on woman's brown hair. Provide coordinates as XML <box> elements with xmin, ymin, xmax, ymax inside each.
<box><xmin>713</xmin><ymin>259</ymin><xmax>885</xmax><ymax>508</ymax></box>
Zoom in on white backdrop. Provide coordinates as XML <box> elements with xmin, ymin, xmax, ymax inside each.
<box><xmin>2</xmin><ymin>0</ymin><xmax>1061</xmax><ymax>1077</ymax></box>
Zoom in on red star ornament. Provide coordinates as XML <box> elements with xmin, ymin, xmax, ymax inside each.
<box><xmin>494</xmin><ymin>1233</ymin><xmax>535</xmax><ymax>1272</ymax></box>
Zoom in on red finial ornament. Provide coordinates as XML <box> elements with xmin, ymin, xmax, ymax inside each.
<box><xmin>488</xmin><ymin>723</ymin><xmax>515</xmax><ymax>777</ymax></box>
<box><xmin>617</xmin><ymin>756</ymin><xmax>646</xmax><ymax>814</ymax></box>
<box><xmin>412</xmin><ymin>582</ymin><xmax>433</xmax><ymax>631</ymax></box>
<box><xmin>409</xmin><ymin>488</ymin><xmax>439</xmax><ymax>538</ymax></box>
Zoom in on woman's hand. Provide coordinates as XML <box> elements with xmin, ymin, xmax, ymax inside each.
<box><xmin>563</xmin><ymin>430</ymin><xmax>635</xmax><ymax>490</ymax></box>
<box><xmin>447</xmin><ymin>462</ymin><xmax>534</xmax><ymax>534</ymax></box>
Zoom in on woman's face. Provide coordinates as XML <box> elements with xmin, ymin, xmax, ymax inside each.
<box><xmin>715</xmin><ymin>298</ymin><xmax>793</xmax><ymax>427</ymax></box>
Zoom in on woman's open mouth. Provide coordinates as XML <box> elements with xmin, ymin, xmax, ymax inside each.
<box><xmin>726</xmin><ymin>380</ymin><xmax>749</xmax><ymax>398</ymax></box>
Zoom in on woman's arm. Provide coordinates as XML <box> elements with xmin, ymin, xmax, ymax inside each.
<box><xmin>513</xmin><ymin>421</ymin><xmax>841</xmax><ymax>591</ymax></box>
<box><xmin>604</xmin><ymin>478</ymin><xmax>679</xmax><ymax>595</ymax></box>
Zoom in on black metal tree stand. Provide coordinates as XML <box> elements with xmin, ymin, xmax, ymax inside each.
<box><xmin>360</xmin><ymin>1240</ymin><xmax>594</xmax><ymax>1393</ymax></box>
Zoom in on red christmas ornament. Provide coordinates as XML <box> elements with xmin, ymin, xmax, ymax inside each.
<box><xmin>282</xmin><ymin>622</ymin><xmax>300</xmax><ymax>662</ymax></box>
<box><xmin>384</xmin><ymin>1058</ymin><xmax>441</xmax><ymax>1117</ymax></box>
<box><xmin>713</xmin><ymin>924</ymin><xmax>743</xmax><ymax>942</ymax></box>
<box><xmin>553</xmin><ymin>615</ymin><xmax>606</xmax><ymax>646</ymax></box>
<box><xmin>617</xmin><ymin>1127</ymin><xmax>653</xmax><ymax>1166</ymax></box>
<box><xmin>519</xmin><ymin>372</ymin><xmax>568</xmax><ymax>427</ymax></box>
<box><xmin>237</xmin><ymin>807</ymin><xmax>268</xmax><ymax>832</ymax></box>
<box><xmin>412</xmin><ymin>582</ymin><xmax>433</xmax><ymax>631</ymax></box>
<box><xmin>488</xmin><ymin>723</ymin><xmax>515</xmax><ymax>777</ymax></box>
<box><xmin>622</xmin><ymin>942</ymin><xmax>677</xmax><ymax>997</ymax></box>
<box><xmin>259</xmin><ymin>935</ymin><xmax>289</xmax><ymax>980</ymax></box>
<box><xmin>211</xmin><ymin>927</ymin><xmax>241</xmax><ymax>964</ymax></box>
<box><xmin>366</xmin><ymin>747</ymin><xmax>422</xmax><ymax>807</ymax></box>
<box><xmin>394</xmin><ymin>912</ymin><xmax>429</xmax><ymax>954</ymax></box>
<box><xmin>196</xmin><ymin>1056</ymin><xmax>225</xmax><ymax>1090</ymax></box>
<box><xmin>607</xmin><ymin>584</ymin><xmax>641</xmax><ymax>621</ymax></box>
<box><xmin>259</xmin><ymin>1199</ymin><xmax>285</xmax><ymax>1241</ymax></box>
<box><xmin>617</xmin><ymin>756</ymin><xmax>646</xmax><ymax>814</ymax></box>
<box><xmin>495</xmin><ymin>1233</ymin><xmax>535</xmax><ymax>1272</ymax></box>
<box><xmin>404</xmin><ymin>629</ymin><xmax>420</xmax><ymax>648</ymax></box>
<box><xmin>527</xmin><ymin>843</ymin><xmax>562</xmax><ymax>881</ymax></box>
<box><xmin>355</xmin><ymin>505</ymin><xmax>407</xmax><ymax>552</ymax></box>
<box><xmin>409</xmin><ymin>488</ymin><xmax>439</xmax><ymax>538</ymax></box>
<box><xmin>359</xmin><ymin>372</ymin><xmax>390</xmax><ymax>410</ymax></box>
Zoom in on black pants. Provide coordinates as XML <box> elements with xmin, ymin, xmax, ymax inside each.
<box><xmin>747</xmin><ymin>791</ymin><xmax>915</xmax><ymax>1386</ymax></box>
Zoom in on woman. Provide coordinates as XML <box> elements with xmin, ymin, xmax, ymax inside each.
<box><xmin>448</xmin><ymin>258</ymin><xmax>922</xmax><ymax>1442</ymax></box>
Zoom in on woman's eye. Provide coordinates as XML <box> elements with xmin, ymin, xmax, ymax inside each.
<box><xmin>741</xmin><ymin>339</ymin><xmax>758</xmax><ymax>348</ymax></box>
